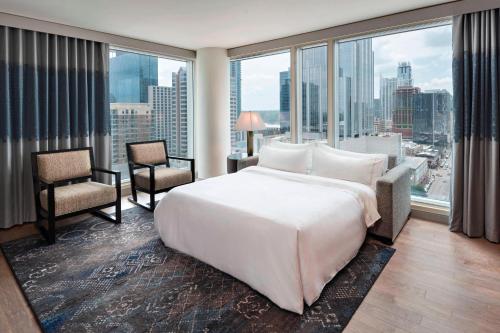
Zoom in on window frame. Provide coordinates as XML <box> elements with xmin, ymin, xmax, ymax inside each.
<box><xmin>228</xmin><ymin>18</ymin><xmax>453</xmax><ymax>210</ymax></box>
<box><xmin>108</xmin><ymin>46</ymin><xmax>195</xmax><ymax>183</ymax></box>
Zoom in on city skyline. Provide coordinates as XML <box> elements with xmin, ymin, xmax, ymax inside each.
<box><xmin>109</xmin><ymin>50</ymin><xmax>191</xmax><ymax>174</ymax></box>
<box><xmin>236</xmin><ymin>24</ymin><xmax>452</xmax><ymax>111</ymax></box>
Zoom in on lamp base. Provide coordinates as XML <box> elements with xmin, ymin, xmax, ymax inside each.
<box><xmin>247</xmin><ymin>131</ymin><xmax>254</xmax><ymax>156</ymax></box>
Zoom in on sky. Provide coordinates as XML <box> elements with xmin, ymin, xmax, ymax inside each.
<box><xmin>372</xmin><ymin>24</ymin><xmax>452</xmax><ymax>98</ymax></box>
<box><xmin>240</xmin><ymin>52</ymin><xmax>290</xmax><ymax>111</ymax></box>
<box><xmin>239</xmin><ymin>24</ymin><xmax>452</xmax><ymax>111</ymax></box>
<box><xmin>158</xmin><ymin>58</ymin><xmax>187</xmax><ymax>87</ymax></box>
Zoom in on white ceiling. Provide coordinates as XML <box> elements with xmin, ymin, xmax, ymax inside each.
<box><xmin>0</xmin><ymin>0</ymin><xmax>454</xmax><ymax>50</ymax></box>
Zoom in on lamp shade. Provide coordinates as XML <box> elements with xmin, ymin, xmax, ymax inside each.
<box><xmin>235</xmin><ymin>111</ymin><xmax>266</xmax><ymax>131</ymax></box>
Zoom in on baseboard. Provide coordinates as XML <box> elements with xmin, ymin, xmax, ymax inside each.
<box><xmin>411</xmin><ymin>202</ymin><xmax>449</xmax><ymax>224</ymax></box>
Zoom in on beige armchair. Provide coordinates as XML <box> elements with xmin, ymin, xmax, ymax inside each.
<box><xmin>126</xmin><ymin>140</ymin><xmax>195</xmax><ymax>211</ymax></box>
<box><xmin>31</xmin><ymin>147</ymin><xmax>121</xmax><ymax>244</ymax></box>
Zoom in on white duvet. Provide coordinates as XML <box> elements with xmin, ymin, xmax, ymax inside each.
<box><xmin>154</xmin><ymin>166</ymin><xmax>380</xmax><ymax>314</ymax></box>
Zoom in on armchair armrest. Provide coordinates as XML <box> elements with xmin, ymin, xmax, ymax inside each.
<box><xmin>168</xmin><ymin>156</ymin><xmax>194</xmax><ymax>163</ymax></box>
<box><xmin>236</xmin><ymin>156</ymin><xmax>259</xmax><ymax>171</ymax></box>
<box><xmin>92</xmin><ymin>167</ymin><xmax>121</xmax><ymax>185</ymax></box>
<box><xmin>130</xmin><ymin>162</ymin><xmax>155</xmax><ymax>169</ymax></box>
<box><xmin>168</xmin><ymin>156</ymin><xmax>195</xmax><ymax>182</ymax></box>
<box><xmin>371</xmin><ymin>164</ymin><xmax>411</xmax><ymax>242</ymax></box>
<box><xmin>92</xmin><ymin>167</ymin><xmax>120</xmax><ymax>175</ymax></box>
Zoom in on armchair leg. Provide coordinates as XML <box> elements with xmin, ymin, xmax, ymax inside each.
<box><xmin>149</xmin><ymin>192</ymin><xmax>155</xmax><ymax>211</ymax></box>
<box><xmin>115</xmin><ymin>201</ymin><xmax>122</xmax><ymax>224</ymax></box>
<box><xmin>131</xmin><ymin>187</ymin><xmax>138</xmax><ymax>202</ymax></box>
<box><xmin>47</xmin><ymin>217</ymin><xmax>56</xmax><ymax>245</ymax></box>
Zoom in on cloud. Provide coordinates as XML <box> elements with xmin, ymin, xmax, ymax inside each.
<box><xmin>240</xmin><ymin>52</ymin><xmax>290</xmax><ymax>110</ymax></box>
<box><xmin>373</xmin><ymin>24</ymin><xmax>452</xmax><ymax>97</ymax></box>
<box><xmin>158</xmin><ymin>58</ymin><xmax>187</xmax><ymax>87</ymax></box>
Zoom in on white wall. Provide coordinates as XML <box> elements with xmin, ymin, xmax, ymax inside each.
<box><xmin>195</xmin><ymin>48</ymin><xmax>230</xmax><ymax>178</ymax></box>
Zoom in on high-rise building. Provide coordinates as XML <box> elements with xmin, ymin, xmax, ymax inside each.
<box><xmin>149</xmin><ymin>85</ymin><xmax>175</xmax><ymax>150</ymax></box>
<box><xmin>380</xmin><ymin>77</ymin><xmax>397</xmax><ymax>124</ymax></box>
<box><xmin>393</xmin><ymin>86</ymin><xmax>420</xmax><ymax>139</ymax></box>
<box><xmin>110</xmin><ymin>103</ymin><xmax>153</xmax><ymax>170</ymax></box>
<box><xmin>230</xmin><ymin>61</ymin><xmax>242</xmax><ymax>149</ymax></box>
<box><xmin>110</xmin><ymin>50</ymin><xmax>158</xmax><ymax>103</ymax></box>
<box><xmin>280</xmin><ymin>69</ymin><xmax>290</xmax><ymax>134</ymax></box>
<box><xmin>397</xmin><ymin>62</ymin><xmax>413</xmax><ymax>87</ymax></box>
<box><xmin>301</xmin><ymin>47</ymin><xmax>328</xmax><ymax>141</ymax></box>
<box><xmin>413</xmin><ymin>89</ymin><xmax>452</xmax><ymax>147</ymax></box>
<box><xmin>173</xmin><ymin>67</ymin><xmax>189</xmax><ymax>157</ymax></box>
<box><xmin>338</xmin><ymin>39</ymin><xmax>374</xmax><ymax>138</ymax></box>
<box><xmin>148</xmin><ymin>67</ymin><xmax>189</xmax><ymax>157</ymax></box>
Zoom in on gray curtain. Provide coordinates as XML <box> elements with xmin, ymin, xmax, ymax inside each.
<box><xmin>0</xmin><ymin>26</ymin><xmax>111</xmax><ymax>229</ymax></box>
<box><xmin>450</xmin><ymin>9</ymin><xmax>500</xmax><ymax>243</ymax></box>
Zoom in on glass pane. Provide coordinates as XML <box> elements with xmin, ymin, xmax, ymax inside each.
<box><xmin>109</xmin><ymin>49</ymin><xmax>193</xmax><ymax>180</ymax></box>
<box><xmin>299</xmin><ymin>45</ymin><xmax>328</xmax><ymax>143</ymax></box>
<box><xmin>230</xmin><ymin>51</ymin><xmax>291</xmax><ymax>154</ymax></box>
<box><xmin>335</xmin><ymin>24</ymin><xmax>452</xmax><ymax>203</ymax></box>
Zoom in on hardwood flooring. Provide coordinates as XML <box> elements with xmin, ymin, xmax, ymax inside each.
<box><xmin>0</xmin><ymin>199</ymin><xmax>499</xmax><ymax>333</ymax></box>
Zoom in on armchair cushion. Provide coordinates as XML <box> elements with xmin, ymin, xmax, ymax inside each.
<box><xmin>37</xmin><ymin>150</ymin><xmax>92</xmax><ymax>182</ymax></box>
<box><xmin>40</xmin><ymin>182</ymin><xmax>117</xmax><ymax>216</ymax></box>
<box><xmin>134</xmin><ymin>168</ymin><xmax>192</xmax><ymax>191</ymax></box>
<box><xmin>129</xmin><ymin>142</ymin><xmax>167</xmax><ymax>165</ymax></box>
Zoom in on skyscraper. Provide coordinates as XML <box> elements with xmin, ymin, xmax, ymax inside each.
<box><xmin>280</xmin><ymin>69</ymin><xmax>290</xmax><ymax>134</ymax></box>
<box><xmin>393</xmin><ymin>86</ymin><xmax>420</xmax><ymax>139</ymax></box>
<box><xmin>230</xmin><ymin>61</ymin><xmax>242</xmax><ymax>149</ymax></box>
<box><xmin>110</xmin><ymin>103</ymin><xmax>153</xmax><ymax>168</ymax></box>
<box><xmin>149</xmin><ymin>85</ymin><xmax>176</xmax><ymax>151</ymax></box>
<box><xmin>380</xmin><ymin>77</ymin><xmax>397</xmax><ymax>125</ymax></box>
<box><xmin>148</xmin><ymin>67</ymin><xmax>189</xmax><ymax>157</ymax></box>
<box><xmin>397</xmin><ymin>62</ymin><xmax>413</xmax><ymax>87</ymax></box>
<box><xmin>338</xmin><ymin>39</ymin><xmax>374</xmax><ymax>138</ymax></box>
<box><xmin>173</xmin><ymin>67</ymin><xmax>190</xmax><ymax>157</ymax></box>
<box><xmin>301</xmin><ymin>46</ymin><xmax>327</xmax><ymax>141</ymax></box>
<box><xmin>110</xmin><ymin>50</ymin><xmax>158</xmax><ymax>103</ymax></box>
<box><xmin>413</xmin><ymin>89</ymin><xmax>452</xmax><ymax>147</ymax></box>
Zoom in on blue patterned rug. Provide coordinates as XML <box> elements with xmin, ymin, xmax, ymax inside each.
<box><xmin>1</xmin><ymin>207</ymin><xmax>394</xmax><ymax>333</ymax></box>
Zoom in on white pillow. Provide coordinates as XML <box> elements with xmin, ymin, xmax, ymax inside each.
<box><xmin>269</xmin><ymin>141</ymin><xmax>313</xmax><ymax>172</ymax></box>
<box><xmin>311</xmin><ymin>148</ymin><xmax>384</xmax><ymax>188</ymax></box>
<box><xmin>258</xmin><ymin>145</ymin><xmax>309</xmax><ymax>174</ymax></box>
<box><xmin>315</xmin><ymin>143</ymin><xmax>388</xmax><ymax>175</ymax></box>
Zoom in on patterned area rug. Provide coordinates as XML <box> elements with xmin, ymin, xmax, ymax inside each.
<box><xmin>1</xmin><ymin>207</ymin><xmax>394</xmax><ymax>333</ymax></box>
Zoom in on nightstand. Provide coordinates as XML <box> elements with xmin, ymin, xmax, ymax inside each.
<box><xmin>227</xmin><ymin>153</ymin><xmax>247</xmax><ymax>174</ymax></box>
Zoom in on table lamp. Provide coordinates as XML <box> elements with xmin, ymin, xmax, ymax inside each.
<box><xmin>235</xmin><ymin>111</ymin><xmax>265</xmax><ymax>156</ymax></box>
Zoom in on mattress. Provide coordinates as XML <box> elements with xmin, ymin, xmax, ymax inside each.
<box><xmin>154</xmin><ymin>166</ymin><xmax>380</xmax><ymax>314</ymax></box>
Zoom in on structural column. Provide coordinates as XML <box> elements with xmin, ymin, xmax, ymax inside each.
<box><xmin>195</xmin><ymin>48</ymin><xmax>230</xmax><ymax>178</ymax></box>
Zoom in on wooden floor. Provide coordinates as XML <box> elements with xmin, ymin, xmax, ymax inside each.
<box><xmin>1</xmin><ymin>199</ymin><xmax>499</xmax><ymax>333</ymax></box>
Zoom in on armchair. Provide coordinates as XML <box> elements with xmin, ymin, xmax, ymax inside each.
<box><xmin>31</xmin><ymin>147</ymin><xmax>121</xmax><ymax>245</ymax></box>
<box><xmin>126</xmin><ymin>140</ymin><xmax>195</xmax><ymax>211</ymax></box>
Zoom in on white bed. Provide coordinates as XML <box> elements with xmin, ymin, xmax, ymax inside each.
<box><xmin>154</xmin><ymin>166</ymin><xmax>380</xmax><ymax>314</ymax></box>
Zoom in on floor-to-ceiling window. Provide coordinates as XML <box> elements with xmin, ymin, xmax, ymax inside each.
<box><xmin>298</xmin><ymin>44</ymin><xmax>328</xmax><ymax>143</ymax></box>
<box><xmin>109</xmin><ymin>49</ymin><xmax>194</xmax><ymax>180</ymax></box>
<box><xmin>229</xmin><ymin>51</ymin><xmax>291</xmax><ymax>154</ymax></box>
<box><xmin>335</xmin><ymin>23</ymin><xmax>453</xmax><ymax>203</ymax></box>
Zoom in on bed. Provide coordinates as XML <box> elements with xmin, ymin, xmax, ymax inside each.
<box><xmin>154</xmin><ymin>165</ymin><xmax>380</xmax><ymax>314</ymax></box>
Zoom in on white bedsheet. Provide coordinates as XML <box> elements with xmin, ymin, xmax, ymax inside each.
<box><xmin>154</xmin><ymin>166</ymin><xmax>380</xmax><ymax>314</ymax></box>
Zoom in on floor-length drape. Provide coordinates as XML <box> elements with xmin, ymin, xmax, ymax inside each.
<box><xmin>450</xmin><ymin>9</ymin><xmax>500</xmax><ymax>243</ymax></box>
<box><xmin>0</xmin><ymin>26</ymin><xmax>110</xmax><ymax>228</ymax></box>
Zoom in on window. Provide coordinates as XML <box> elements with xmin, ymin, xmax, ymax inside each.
<box><xmin>335</xmin><ymin>23</ymin><xmax>452</xmax><ymax>203</ymax></box>
<box><xmin>109</xmin><ymin>49</ymin><xmax>193</xmax><ymax>180</ymax></box>
<box><xmin>230</xmin><ymin>51</ymin><xmax>291</xmax><ymax>154</ymax></box>
<box><xmin>298</xmin><ymin>44</ymin><xmax>328</xmax><ymax>143</ymax></box>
